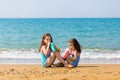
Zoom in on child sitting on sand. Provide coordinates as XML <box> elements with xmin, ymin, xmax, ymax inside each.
<box><xmin>38</xmin><ymin>33</ymin><xmax>72</xmax><ymax>68</ymax></box>
<box><xmin>61</xmin><ymin>38</ymin><xmax>81</xmax><ymax>67</ymax></box>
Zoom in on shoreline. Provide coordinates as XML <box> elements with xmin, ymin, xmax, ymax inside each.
<box><xmin>0</xmin><ymin>64</ymin><xmax>120</xmax><ymax>80</ymax></box>
<box><xmin>0</xmin><ymin>58</ymin><xmax>120</xmax><ymax>64</ymax></box>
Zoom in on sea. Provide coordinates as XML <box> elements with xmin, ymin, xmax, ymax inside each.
<box><xmin>0</xmin><ymin>18</ymin><xmax>120</xmax><ymax>64</ymax></box>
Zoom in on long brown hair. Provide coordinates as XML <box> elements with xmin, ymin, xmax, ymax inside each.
<box><xmin>38</xmin><ymin>33</ymin><xmax>53</xmax><ymax>52</ymax></box>
<box><xmin>68</xmin><ymin>38</ymin><xmax>81</xmax><ymax>53</ymax></box>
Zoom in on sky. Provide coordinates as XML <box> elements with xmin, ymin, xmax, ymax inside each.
<box><xmin>0</xmin><ymin>0</ymin><xmax>120</xmax><ymax>18</ymax></box>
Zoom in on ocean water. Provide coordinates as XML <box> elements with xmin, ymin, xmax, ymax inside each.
<box><xmin>0</xmin><ymin>18</ymin><xmax>120</xmax><ymax>64</ymax></box>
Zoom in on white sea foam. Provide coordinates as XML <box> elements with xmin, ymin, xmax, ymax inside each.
<box><xmin>81</xmin><ymin>49</ymin><xmax>120</xmax><ymax>59</ymax></box>
<box><xmin>0</xmin><ymin>48</ymin><xmax>120</xmax><ymax>59</ymax></box>
<box><xmin>0</xmin><ymin>48</ymin><xmax>40</xmax><ymax>59</ymax></box>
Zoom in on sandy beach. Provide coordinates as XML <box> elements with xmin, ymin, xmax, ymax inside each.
<box><xmin>0</xmin><ymin>64</ymin><xmax>119</xmax><ymax>80</ymax></box>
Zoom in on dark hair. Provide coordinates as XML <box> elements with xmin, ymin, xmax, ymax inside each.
<box><xmin>39</xmin><ymin>33</ymin><xmax>53</xmax><ymax>52</ymax></box>
<box><xmin>68</xmin><ymin>38</ymin><xmax>81</xmax><ymax>53</ymax></box>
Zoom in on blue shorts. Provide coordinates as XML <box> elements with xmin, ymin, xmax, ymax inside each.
<box><xmin>40</xmin><ymin>53</ymin><xmax>50</xmax><ymax>67</ymax></box>
<box><xmin>72</xmin><ymin>55</ymin><xmax>80</xmax><ymax>67</ymax></box>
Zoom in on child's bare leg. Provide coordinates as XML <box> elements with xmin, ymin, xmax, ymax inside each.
<box><xmin>66</xmin><ymin>56</ymin><xmax>73</xmax><ymax>64</ymax></box>
<box><xmin>55</xmin><ymin>52</ymin><xmax>66</xmax><ymax>65</ymax></box>
<box><xmin>46</xmin><ymin>53</ymin><xmax>56</xmax><ymax>67</ymax></box>
<box><xmin>55</xmin><ymin>52</ymin><xmax>73</xmax><ymax>67</ymax></box>
<box><xmin>66</xmin><ymin>56</ymin><xmax>74</xmax><ymax>67</ymax></box>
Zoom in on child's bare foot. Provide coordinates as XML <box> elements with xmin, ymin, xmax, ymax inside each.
<box><xmin>68</xmin><ymin>64</ymin><xmax>74</xmax><ymax>68</ymax></box>
<box><xmin>51</xmin><ymin>64</ymin><xmax>57</xmax><ymax>67</ymax></box>
<box><xmin>64</xmin><ymin>64</ymin><xmax>73</xmax><ymax>68</ymax></box>
<box><xmin>53</xmin><ymin>62</ymin><xmax>64</xmax><ymax>67</ymax></box>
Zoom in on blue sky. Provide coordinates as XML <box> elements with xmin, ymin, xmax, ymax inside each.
<box><xmin>0</xmin><ymin>0</ymin><xmax>120</xmax><ymax>18</ymax></box>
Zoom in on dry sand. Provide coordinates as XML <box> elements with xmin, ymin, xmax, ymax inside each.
<box><xmin>0</xmin><ymin>64</ymin><xmax>120</xmax><ymax>80</ymax></box>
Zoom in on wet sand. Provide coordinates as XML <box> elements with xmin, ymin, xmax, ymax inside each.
<box><xmin>0</xmin><ymin>64</ymin><xmax>120</xmax><ymax>80</ymax></box>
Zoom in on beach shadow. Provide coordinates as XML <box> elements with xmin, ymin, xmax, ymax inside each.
<box><xmin>77</xmin><ymin>65</ymin><xmax>99</xmax><ymax>68</ymax></box>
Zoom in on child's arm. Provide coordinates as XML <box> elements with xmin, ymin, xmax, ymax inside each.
<box><xmin>42</xmin><ymin>42</ymin><xmax>51</xmax><ymax>56</ymax></box>
<box><xmin>68</xmin><ymin>51</ymin><xmax>78</xmax><ymax>61</ymax></box>
<box><xmin>55</xmin><ymin>45</ymin><xmax>61</xmax><ymax>52</ymax></box>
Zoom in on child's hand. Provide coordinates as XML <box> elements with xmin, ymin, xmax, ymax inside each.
<box><xmin>57</xmin><ymin>48</ymin><xmax>61</xmax><ymax>52</ymax></box>
<box><xmin>47</xmin><ymin>41</ymin><xmax>51</xmax><ymax>47</ymax></box>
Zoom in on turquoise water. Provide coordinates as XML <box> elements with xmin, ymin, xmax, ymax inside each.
<box><xmin>0</xmin><ymin>18</ymin><xmax>120</xmax><ymax>60</ymax></box>
<box><xmin>0</xmin><ymin>18</ymin><xmax>120</xmax><ymax>49</ymax></box>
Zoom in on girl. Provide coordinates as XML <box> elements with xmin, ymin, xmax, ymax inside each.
<box><xmin>62</xmin><ymin>38</ymin><xmax>81</xmax><ymax>67</ymax></box>
<box><xmin>39</xmin><ymin>33</ymin><xmax>72</xmax><ymax>67</ymax></box>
